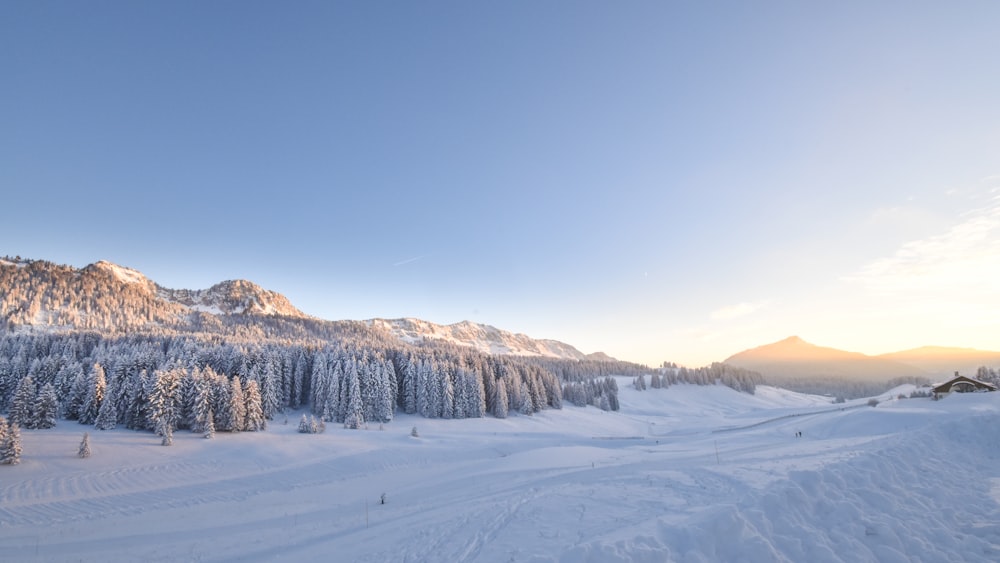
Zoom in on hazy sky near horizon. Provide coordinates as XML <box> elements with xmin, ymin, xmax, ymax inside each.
<box><xmin>3</xmin><ymin>2</ymin><xmax>999</xmax><ymax>366</ymax></box>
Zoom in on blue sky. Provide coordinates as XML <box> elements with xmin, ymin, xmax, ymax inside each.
<box><xmin>3</xmin><ymin>1</ymin><xmax>999</xmax><ymax>366</ymax></box>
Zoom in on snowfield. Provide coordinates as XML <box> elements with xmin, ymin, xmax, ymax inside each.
<box><xmin>2</xmin><ymin>381</ymin><xmax>999</xmax><ymax>562</ymax></box>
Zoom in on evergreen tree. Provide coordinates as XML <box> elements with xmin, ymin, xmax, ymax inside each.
<box><xmin>298</xmin><ymin>414</ymin><xmax>310</xmax><ymax>433</ymax></box>
<box><xmin>322</xmin><ymin>362</ymin><xmax>342</xmax><ymax>423</ymax></box>
<box><xmin>94</xmin><ymin>381</ymin><xmax>118</xmax><ymax>430</ymax></box>
<box><xmin>375</xmin><ymin>361</ymin><xmax>395</xmax><ymax>423</ymax></box>
<box><xmin>178</xmin><ymin>368</ymin><xmax>199</xmax><ymax>431</ymax></box>
<box><xmin>203</xmin><ymin>409</ymin><xmax>215</xmax><ymax>439</ymax></box>
<box><xmin>212</xmin><ymin>374</ymin><xmax>233</xmax><ymax>432</ymax></box>
<box><xmin>192</xmin><ymin>370</ymin><xmax>213</xmax><ymax>433</ymax></box>
<box><xmin>244</xmin><ymin>380</ymin><xmax>266</xmax><ymax>432</ymax></box>
<box><xmin>65</xmin><ymin>370</ymin><xmax>88</xmax><ymax>421</ymax></box>
<box><xmin>79</xmin><ymin>363</ymin><xmax>107</xmax><ymax>425</ymax></box>
<box><xmin>123</xmin><ymin>369</ymin><xmax>151</xmax><ymax>431</ymax></box>
<box><xmin>344</xmin><ymin>365</ymin><xmax>365</xmax><ymax>429</ymax></box>
<box><xmin>78</xmin><ymin>432</ymin><xmax>91</xmax><ymax>458</ymax></box>
<box><xmin>149</xmin><ymin>368</ymin><xmax>181</xmax><ymax>438</ymax></box>
<box><xmin>519</xmin><ymin>382</ymin><xmax>534</xmax><ymax>415</ymax></box>
<box><xmin>1</xmin><ymin>420</ymin><xmax>22</xmax><ymax>465</ymax></box>
<box><xmin>493</xmin><ymin>377</ymin><xmax>509</xmax><ymax>419</ymax></box>
<box><xmin>8</xmin><ymin>375</ymin><xmax>36</xmax><ymax>428</ymax></box>
<box><xmin>0</xmin><ymin>417</ymin><xmax>6</xmax><ymax>460</ymax></box>
<box><xmin>310</xmin><ymin>353</ymin><xmax>328</xmax><ymax>415</ymax></box>
<box><xmin>402</xmin><ymin>359</ymin><xmax>418</xmax><ymax>415</ymax></box>
<box><xmin>33</xmin><ymin>383</ymin><xmax>59</xmax><ymax>429</ymax></box>
<box><xmin>229</xmin><ymin>377</ymin><xmax>246</xmax><ymax>432</ymax></box>
<box><xmin>441</xmin><ymin>370</ymin><xmax>455</xmax><ymax>419</ymax></box>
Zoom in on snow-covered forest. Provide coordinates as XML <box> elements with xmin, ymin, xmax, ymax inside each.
<box><xmin>0</xmin><ymin>258</ymin><xmax>767</xmax><ymax>439</ymax></box>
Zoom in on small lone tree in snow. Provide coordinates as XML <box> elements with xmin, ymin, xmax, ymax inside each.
<box><xmin>79</xmin><ymin>432</ymin><xmax>92</xmax><ymax>458</ymax></box>
<box><xmin>411</xmin><ymin>426</ymin><xmax>419</xmax><ymax>438</ymax></box>
<box><xmin>298</xmin><ymin>415</ymin><xmax>324</xmax><ymax>434</ymax></box>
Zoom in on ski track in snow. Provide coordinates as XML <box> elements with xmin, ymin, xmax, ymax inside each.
<box><xmin>1</xmin><ymin>383</ymin><xmax>999</xmax><ymax>562</ymax></box>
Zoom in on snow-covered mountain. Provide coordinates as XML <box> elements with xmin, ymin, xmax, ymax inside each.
<box><xmin>1</xmin><ymin>256</ymin><xmax>605</xmax><ymax>362</ymax></box>
<box><xmin>82</xmin><ymin>261</ymin><xmax>304</xmax><ymax>318</ymax></box>
<box><xmin>0</xmin><ymin>257</ymin><xmax>308</xmax><ymax>335</ymax></box>
<box><xmin>158</xmin><ymin>279</ymin><xmax>304</xmax><ymax>317</ymax></box>
<box><xmin>367</xmin><ymin>318</ymin><xmax>603</xmax><ymax>361</ymax></box>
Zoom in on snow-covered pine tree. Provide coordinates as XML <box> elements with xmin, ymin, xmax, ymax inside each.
<box><xmin>178</xmin><ymin>368</ymin><xmax>199</xmax><ymax>431</ymax></box>
<box><xmin>211</xmin><ymin>372</ymin><xmax>233</xmax><ymax>431</ymax></box>
<box><xmin>634</xmin><ymin>374</ymin><xmax>647</xmax><ymax>390</ymax></box>
<box><xmin>123</xmin><ymin>369</ymin><xmax>151</xmax><ymax>431</ymax></box>
<box><xmin>79</xmin><ymin>363</ymin><xmax>107</xmax><ymax>425</ymax></box>
<box><xmin>294</xmin><ymin>351</ymin><xmax>310</xmax><ymax>409</ymax></box>
<box><xmin>78</xmin><ymin>432</ymin><xmax>91</xmax><ymax>458</ymax></box>
<box><xmin>402</xmin><ymin>358</ymin><xmax>418</xmax><ymax>415</ymax></box>
<box><xmin>375</xmin><ymin>361</ymin><xmax>395</xmax><ymax>423</ymax></box>
<box><xmin>8</xmin><ymin>375</ymin><xmax>36</xmax><ymax>428</ymax></box>
<box><xmin>65</xmin><ymin>370</ymin><xmax>88</xmax><ymax>421</ymax></box>
<box><xmin>203</xmin><ymin>409</ymin><xmax>215</xmax><ymax>439</ymax></box>
<box><xmin>259</xmin><ymin>357</ymin><xmax>281</xmax><ymax>420</ymax></box>
<box><xmin>441</xmin><ymin>370</ymin><xmax>455</xmax><ymax>419</ymax></box>
<box><xmin>1</xmin><ymin>421</ymin><xmax>22</xmax><ymax>464</ymax></box>
<box><xmin>94</xmin><ymin>380</ymin><xmax>118</xmax><ymax>430</ymax></box>
<box><xmin>244</xmin><ymin>379</ymin><xmax>266</xmax><ymax>432</ymax></box>
<box><xmin>359</xmin><ymin>358</ymin><xmax>376</xmax><ymax>423</ymax></box>
<box><xmin>33</xmin><ymin>383</ymin><xmax>59</xmax><ymax>429</ymax></box>
<box><xmin>321</xmin><ymin>362</ymin><xmax>342</xmax><ymax>423</ymax></box>
<box><xmin>416</xmin><ymin>360</ymin><xmax>432</xmax><ymax>418</ymax></box>
<box><xmin>343</xmin><ymin>365</ymin><xmax>365</xmax><ymax>430</ymax></box>
<box><xmin>229</xmin><ymin>377</ymin><xmax>246</xmax><ymax>432</ymax></box>
<box><xmin>0</xmin><ymin>417</ymin><xmax>7</xmax><ymax>459</ymax></box>
<box><xmin>309</xmin><ymin>353</ymin><xmax>327</xmax><ymax>416</ymax></box>
<box><xmin>493</xmin><ymin>377</ymin><xmax>509</xmax><ymax>419</ymax></box>
<box><xmin>148</xmin><ymin>367</ymin><xmax>181</xmax><ymax>438</ymax></box>
<box><xmin>191</xmin><ymin>369</ymin><xmax>212</xmax><ymax>433</ymax></box>
<box><xmin>298</xmin><ymin>414</ymin><xmax>310</xmax><ymax>433</ymax></box>
<box><xmin>519</xmin><ymin>382</ymin><xmax>534</xmax><ymax>416</ymax></box>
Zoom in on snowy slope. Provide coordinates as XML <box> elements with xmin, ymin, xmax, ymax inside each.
<box><xmin>3</xmin><ymin>383</ymin><xmax>998</xmax><ymax>562</ymax></box>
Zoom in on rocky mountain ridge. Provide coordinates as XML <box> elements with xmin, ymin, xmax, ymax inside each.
<box><xmin>1</xmin><ymin>257</ymin><xmax>601</xmax><ymax>362</ymax></box>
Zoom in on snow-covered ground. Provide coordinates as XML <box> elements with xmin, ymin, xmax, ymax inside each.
<box><xmin>2</xmin><ymin>381</ymin><xmax>999</xmax><ymax>562</ymax></box>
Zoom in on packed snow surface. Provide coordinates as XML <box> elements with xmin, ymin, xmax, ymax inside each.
<box><xmin>2</xmin><ymin>382</ymin><xmax>999</xmax><ymax>562</ymax></box>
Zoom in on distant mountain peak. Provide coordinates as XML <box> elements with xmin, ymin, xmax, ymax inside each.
<box><xmin>87</xmin><ymin>260</ymin><xmax>154</xmax><ymax>288</ymax></box>
<box><xmin>158</xmin><ymin>278</ymin><xmax>306</xmax><ymax>318</ymax></box>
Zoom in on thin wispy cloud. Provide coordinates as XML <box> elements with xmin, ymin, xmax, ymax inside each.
<box><xmin>393</xmin><ymin>255</ymin><xmax>425</xmax><ymax>267</ymax></box>
<box><xmin>711</xmin><ymin>301</ymin><xmax>769</xmax><ymax>321</ymax></box>
<box><xmin>845</xmin><ymin>191</ymin><xmax>1000</xmax><ymax>295</ymax></box>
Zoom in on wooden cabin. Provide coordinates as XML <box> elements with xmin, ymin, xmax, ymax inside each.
<box><xmin>932</xmin><ymin>372</ymin><xmax>998</xmax><ymax>398</ymax></box>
